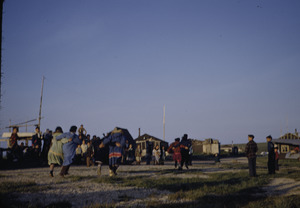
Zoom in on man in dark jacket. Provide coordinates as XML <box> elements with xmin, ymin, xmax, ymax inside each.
<box><xmin>245</xmin><ymin>134</ymin><xmax>258</xmax><ymax>177</ymax></box>
<box><xmin>32</xmin><ymin>126</ymin><xmax>42</xmax><ymax>159</ymax></box>
<box><xmin>266</xmin><ymin>135</ymin><xmax>275</xmax><ymax>174</ymax></box>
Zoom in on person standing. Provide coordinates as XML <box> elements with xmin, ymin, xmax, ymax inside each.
<box><xmin>274</xmin><ymin>146</ymin><xmax>279</xmax><ymax>171</ymax></box>
<box><xmin>102</xmin><ymin>128</ymin><xmax>127</xmax><ymax>177</ymax></box>
<box><xmin>42</xmin><ymin>129</ymin><xmax>53</xmax><ymax>163</ymax></box>
<box><xmin>9</xmin><ymin>127</ymin><xmax>20</xmax><ymax>161</ymax></box>
<box><xmin>135</xmin><ymin>144</ymin><xmax>142</xmax><ymax>165</ymax></box>
<box><xmin>81</xmin><ymin>139</ymin><xmax>88</xmax><ymax>163</ymax></box>
<box><xmin>32</xmin><ymin>126</ymin><xmax>42</xmax><ymax>159</ymax></box>
<box><xmin>153</xmin><ymin>145</ymin><xmax>161</xmax><ymax>165</ymax></box>
<box><xmin>86</xmin><ymin>141</ymin><xmax>94</xmax><ymax>167</ymax></box>
<box><xmin>56</xmin><ymin>126</ymin><xmax>81</xmax><ymax>177</ymax></box>
<box><xmin>266</xmin><ymin>135</ymin><xmax>275</xmax><ymax>174</ymax></box>
<box><xmin>245</xmin><ymin>134</ymin><xmax>258</xmax><ymax>177</ymax></box>
<box><xmin>160</xmin><ymin>145</ymin><xmax>166</xmax><ymax>165</ymax></box>
<box><xmin>78</xmin><ymin>124</ymin><xmax>87</xmax><ymax>137</ymax></box>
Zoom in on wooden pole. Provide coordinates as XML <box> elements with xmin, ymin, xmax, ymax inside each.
<box><xmin>0</xmin><ymin>0</ymin><xmax>4</xmax><ymax>102</ymax></box>
<box><xmin>163</xmin><ymin>105</ymin><xmax>165</xmax><ymax>141</ymax></box>
<box><xmin>38</xmin><ymin>76</ymin><xmax>45</xmax><ymax>128</ymax></box>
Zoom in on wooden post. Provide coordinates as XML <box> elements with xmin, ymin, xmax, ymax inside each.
<box><xmin>38</xmin><ymin>76</ymin><xmax>45</xmax><ymax>128</ymax></box>
<box><xmin>163</xmin><ymin>105</ymin><xmax>165</xmax><ymax>141</ymax></box>
<box><xmin>0</xmin><ymin>0</ymin><xmax>4</xmax><ymax>101</ymax></box>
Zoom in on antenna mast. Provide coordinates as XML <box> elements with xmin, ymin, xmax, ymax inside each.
<box><xmin>38</xmin><ymin>76</ymin><xmax>45</xmax><ymax>128</ymax></box>
<box><xmin>163</xmin><ymin>105</ymin><xmax>165</xmax><ymax>141</ymax></box>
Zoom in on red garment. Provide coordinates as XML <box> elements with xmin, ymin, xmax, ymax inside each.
<box><xmin>173</xmin><ymin>152</ymin><xmax>182</xmax><ymax>162</ymax></box>
<box><xmin>168</xmin><ymin>141</ymin><xmax>182</xmax><ymax>162</ymax></box>
<box><xmin>275</xmin><ymin>152</ymin><xmax>279</xmax><ymax>160</ymax></box>
<box><xmin>9</xmin><ymin>133</ymin><xmax>19</xmax><ymax>148</ymax></box>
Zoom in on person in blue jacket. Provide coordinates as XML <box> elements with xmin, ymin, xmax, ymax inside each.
<box><xmin>100</xmin><ymin>127</ymin><xmax>126</xmax><ymax>176</ymax></box>
<box><xmin>56</xmin><ymin>125</ymin><xmax>81</xmax><ymax>177</ymax></box>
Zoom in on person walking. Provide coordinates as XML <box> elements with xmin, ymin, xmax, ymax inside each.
<box><xmin>56</xmin><ymin>126</ymin><xmax>81</xmax><ymax>177</ymax></box>
<box><xmin>266</xmin><ymin>135</ymin><xmax>276</xmax><ymax>174</ymax></box>
<box><xmin>245</xmin><ymin>134</ymin><xmax>258</xmax><ymax>177</ymax></box>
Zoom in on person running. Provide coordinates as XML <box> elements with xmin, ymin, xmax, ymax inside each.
<box><xmin>101</xmin><ymin>128</ymin><xmax>127</xmax><ymax>177</ymax></box>
<box><xmin>168</xmin><ymin>138</ymin><xmax>182</xmax><ymax>170</ymax></box>
<box><xmin>56</xmin><ymin>126</ymin><xmax>81</xmax><ymax>177</ymax></box>
<box><xmin>48</xmin><ymin>126</ymin><xmax>68</xmax><ymax>177</ymax></box>
<box><xmin>180</xmin><ymin>134</ymin><xmax>190</xmax><ymax>169</ymax></box>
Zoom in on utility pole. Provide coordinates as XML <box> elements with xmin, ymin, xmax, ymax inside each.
<box><xmin>0</xmin><ymin>0</ymin><xmax>4</xmax><ymax>103</ymax></box>
<box><xmin>38</xmin><ymin>76</ymin><xmax>45</xmax><ymax>128</ymax></box>
<box><xmin>163</xmin><ymin>105</ymin><xmax>165</xmax><ymax>141</ymax></box>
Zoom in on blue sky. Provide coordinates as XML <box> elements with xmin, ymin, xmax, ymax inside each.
<box><xmin>1</xmin><ymin>0</ymin><xmax>300</xmax><ymax>144</ymax></box>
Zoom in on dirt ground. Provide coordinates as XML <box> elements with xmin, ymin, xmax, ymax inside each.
<box><xmin>0</xmin><ymin>158</ymin><xmax>299</xmax><ymax>207</ymax></box>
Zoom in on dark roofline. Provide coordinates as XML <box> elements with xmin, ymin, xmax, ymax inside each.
<box><xmin>273</xmin><ymin>139</ymin><xmax>300</xmax><ymax>146</ymax></box>
<box><xmin>135</xmin><ymin>133</ymin><xmax>167</xmax><ymax>143</ymax></box>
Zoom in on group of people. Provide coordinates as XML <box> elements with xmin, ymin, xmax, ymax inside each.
<box><xmin>167</xmin><ymin>134</ymin><xmax>193</xmax><ymax>170</ymax></box>
<box><xmin>48</xmin><ymin>126</ymin><xmax>130</xmax><ymax>177</ymax></box>
<box><xmin>245</xmin><ymin>134</ymin><xmax>280</xmax><ymax>177</ymax></box>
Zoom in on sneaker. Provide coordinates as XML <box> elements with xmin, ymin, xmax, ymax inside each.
<box><xmin>109</xmin><ymin>169</ymin><xmax>114</xmax><ymax>177</ymax></box>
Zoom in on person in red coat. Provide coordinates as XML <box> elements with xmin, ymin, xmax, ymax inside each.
<box><xmin>168</xmin><ymin>138</ymin><xmax>182</xmax><ymax>170</ymax></box>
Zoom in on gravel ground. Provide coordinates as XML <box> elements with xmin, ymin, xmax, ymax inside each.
<box><xmin>1</xmin><ymin>158</ymin><xmax>299</xmax><ymax>207</ymax></box>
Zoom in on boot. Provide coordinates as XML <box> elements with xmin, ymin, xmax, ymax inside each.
<box><xmin>65</xmin><ymin>165</ymin><xmax>70</xmax><ymax>175</ymax></box>
<box><xmin>60</xmin><ymin>166</ymin><xmax>67</xmax><ymax>177</ymax></box>
<box><xmin>109</xmin><ymin>169</ymin><xmax>114</xmax><ymax>177</ymax></box>
<box><xmin>49</xmin><ymin>170</ymin><xmax>54</xmax><ymax>177</ymax></box>
<box><xmin>97</xmin><ymin>164</ymin><xmax>101</xmax><ymax>176</ymax></box>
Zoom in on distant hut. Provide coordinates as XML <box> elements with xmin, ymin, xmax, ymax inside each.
<box><xmin>203</xmin><ymin>138</ymin><xmax>220</xmax><ymax>155</ymax></box>
<box><xmin>273</xmin><ymin>129</ymin><xmax>300</xmax><ymax>159</ymax></box>
<box><xmin>135</xmin><ymin>134</ymin><xmax>168</xmax><ymax>157</ymax></box>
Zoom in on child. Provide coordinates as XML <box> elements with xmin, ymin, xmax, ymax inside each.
<box><xmin>135</xmin><ymin>144</ymin><xmax>142</xmax><ymax>165</ymax></box>
<box><xmin>86</xmin><ymin>141</ymin><xmax>94</xmax><ymax>167</ymax></box>
<box><xmin>75</xmin><ymin>144</ymin><xmax>82</xmax><ymax>165</ymax></box>
<box><xmin>153</xmin><ymin>145</ymin><xmax>161</xmax><ymax>165</ymax></box>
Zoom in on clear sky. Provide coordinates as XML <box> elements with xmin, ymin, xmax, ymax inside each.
<box><xmin>0</xmin><ymin>0</ymin><xmax>299</xmax><ymax>145</ymax></box>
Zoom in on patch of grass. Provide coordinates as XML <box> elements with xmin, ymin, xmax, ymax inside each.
<box><xmin>84</xmin><ymin>204</ymin><xmax>116</xmax><ymax>208</ymax></box>
<box><xmin>279</xmin><ymin>159</ymin><xmax>300</xmax><ymax>168</ymax></box>
<box><xmin>245</xmin><ymin>195</ymin><xmax>300</xmax><ymax>208</ymax></box>
<box><xmin>68</xmin><ymin>175</ymin><xmax>91</xmax><ymax>182</ymax></box>
<box><xmin>45</xmin><ymin>201</ymin><xmax>72</xmax><ymax>208</ymax></box>
<box><xmin>168</xmin><ymin>172</ymin><xmax>270</xmax><ymax>201</ymax></box>
<box><xmin>0</xmin><ymin>181</ymin><xmax>42</xmax><ymax>194</ymax></box>
<box><xmin>118</xmin><ymin>194</ymin><xmax>133</xmax><ymax>202</ymax></box>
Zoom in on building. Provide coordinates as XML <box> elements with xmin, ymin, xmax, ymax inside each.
<box><xmin>135</xmin><ymin>134</ymin><xmax>168</xmax><ymax>157</ymax></box>
<box><xmin>203</xmin><ymin>138</ymin><xmax>220</xmax><ymax>155</ymax></box>
<box><xmin>192</xmin><ymin>138</ymin><xmax>220</xmax><ymax>155</ymax></box>
<box><xmin>273</xmin><ymin>129</ymin><xmax>300</xmax><ymax>158</ymax></box>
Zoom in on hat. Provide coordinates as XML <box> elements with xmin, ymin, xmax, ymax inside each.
<box><xmin>70</xmin><ymin>125</ymin><xmax>77</xmax><ymax>132</ymax></box>
<box><xmin>248</xmin><ymin>134</ymin><xmax>254</xmax><ymax>139</ymax></box>
<box><xmin>266</xmin><ymin>135</ymin><xmax>272</xmax><ymax>140</ymax></box>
